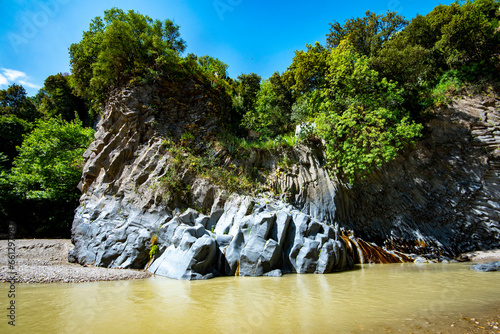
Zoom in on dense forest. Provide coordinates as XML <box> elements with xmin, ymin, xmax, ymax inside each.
<box><xmin>1</xmin><ymin>0</ymin><xmax>499</xmax><ymax>237</ymax></box>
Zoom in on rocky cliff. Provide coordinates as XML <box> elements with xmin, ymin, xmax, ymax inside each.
<box><xmin>334</xmin><ymin>96</ymin><xmax>500</xmax><ymax>257</ymax></box>
<box><xmin>69</xmin><ymin>78</ymin><xmax>500</xmax><ymax>279</ymax></box>
<box><xmin>69</xmin><ymin>79</ymin><xmax>361</xmax><ymax>279</ymax></box>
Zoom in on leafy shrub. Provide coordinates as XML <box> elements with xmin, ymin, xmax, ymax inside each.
<box><xmin>314</xmin><ymin>40</ymin><xmax>422</xmax><ymax>182</ymax></box>
<box><xmin>3</xmin><ymin>117</ymin><xmax>94</xmax><ymax>236</ymax></box>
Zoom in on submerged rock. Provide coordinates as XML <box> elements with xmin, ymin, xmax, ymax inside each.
<box><xmin>470</xmin><ymin>262</ymin><xmax>500</xmax><ymax>272</ymax></box>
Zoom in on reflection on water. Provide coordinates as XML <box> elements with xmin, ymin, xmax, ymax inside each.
<box><xmin>4</xmin><ymin>263</ymin><xmax>500</xmax><ymax>333</ymax></box>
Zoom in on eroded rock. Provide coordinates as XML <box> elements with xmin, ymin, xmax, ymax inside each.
<box><xmin>146</xmin><ymin>196</ymin><xmax>354</xmax><ymax>280</ymax></box>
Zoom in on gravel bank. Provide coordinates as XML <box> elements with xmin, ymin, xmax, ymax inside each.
<box><xmin>464</xmin><ymin>249</ymin><xmax>500</xmax><ymax>263</ymax></box>
<box><xmin>0</xmin><ymin>239</ymin><xmax>151</xmax><ymax>283</ymax></box>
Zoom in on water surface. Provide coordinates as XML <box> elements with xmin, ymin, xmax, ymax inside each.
<box><xmin>5</xmin><ymin>263</ymin><xmax>500</xmax><ymax>333</ymax></box>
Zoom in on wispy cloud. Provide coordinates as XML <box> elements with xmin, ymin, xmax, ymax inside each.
<box><xmin>1</xmin><ymin>68</ymin><xmax>26</xmax><ymax>82</ymax></box>
<box><xmin>0</xmin><ymin>68</ymin><xmax>41</xmax><ymax>90</ymax></box>
<box><xmin>0</xmin><ymin>74</ymin><xmax>8</xmax><ymax>86</ymax></box>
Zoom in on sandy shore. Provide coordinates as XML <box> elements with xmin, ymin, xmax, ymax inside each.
<box><xmin>463</xmin><ymin>249</ymin><xmax>500</xmax><ymax>263</ymax></box>
<box><xmin>0</xmin><ymin>239</ymin><xmax>151</xmax><ymax>283</ymax></box>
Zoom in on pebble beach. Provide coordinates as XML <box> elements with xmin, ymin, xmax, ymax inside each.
<box><xmin>0</xmin><ymin>239</ymin><xmax>151</xmax><ymax>283</ymax></box>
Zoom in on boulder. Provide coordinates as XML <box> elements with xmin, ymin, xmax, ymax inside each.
<box><xmin>470</xmin><ymin>261</ymin><xmax>500</xmax><ymax>272</ymax></box>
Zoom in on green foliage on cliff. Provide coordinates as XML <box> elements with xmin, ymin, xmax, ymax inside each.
<box><xmin>242</xmin><ymin>80</ymin><xmax>287</xmax><ymax>138</ymax></box>
<box><xmin>371</xmin><ymin>0</ymin><xmax>500</xmax><ymax>113</ymax></box>
<box><xmin>283</xmin><ymin>42</ymin><xmax>329</xmax><ymax>97</ymax></box>
<box><xmin>326</xmin><ymin>10</ymin><xmax>408</xmax><ymax>57</ymax></box>
<box><xmin>314</xmin><ymin>40</ymin><xmax>423</xmax><ymax>181</ymax></box>
<box><xmin>159</xmin><ymin>137</ymin><xmax>263</xmax><ymax>201</ymax></box>
<box><xmin>69</xmin><ymin>8</ymin><xmax>186</xmax><ymax>106</ymax></box>
<box><xmin>197</xmin><ymin>55</ymin><xmax>229</xmax><ymax>79</ymax></box>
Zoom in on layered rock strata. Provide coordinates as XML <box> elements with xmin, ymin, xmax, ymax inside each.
<box><xmin>69</xmin><ymin>82</ymin><xmax>358</xmax><ymax>279</ymax></box>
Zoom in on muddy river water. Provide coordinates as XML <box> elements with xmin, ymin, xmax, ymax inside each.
<box><xmin>5</xmin><ymin>262</ymin><xmax>500</xmax><ymax>333</ymax></box>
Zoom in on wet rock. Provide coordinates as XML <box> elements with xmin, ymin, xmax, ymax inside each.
<box><xmin>148</xmin><ymin>233</ymin><xmax>217</xmax><ymax>280</ymax></box>
<box><xmin>470</xmin><ymin>262</ymin><xmax>500</xmax><ymax>272</ymax></box>
<box><xmin>143</xmin><ymin>196</ymin><xmax>356</xmax><ymax>280</ymax></box>
<box><xmin>263</xmin><ymin>269</ymin><xmax>283</xmax><ymax>277</ymax></box>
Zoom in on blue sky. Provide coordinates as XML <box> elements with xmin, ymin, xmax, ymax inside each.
<box><xmin>1</xmin><ymin>0</ymin><xmax>452</xmax><ymax>96</ymax></box>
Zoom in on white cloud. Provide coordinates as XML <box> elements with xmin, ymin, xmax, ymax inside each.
<box><xmin>1</xmin><ymin>68</ymin><xmax>26</xmax><ymax>82</ymax></box>
<box><xmin>19</xmin><ymin>80</ymin><xmax>41</xmax><ymax>89</ymax></box>
<box><xmin>0</xmin><ymin>68</ymin><xmax>41</xmax><ymax>90</ymax></box>
<box><xmin>0</xmin><ymin>74</ymin><xmax>8</xmax><ymax>86</ymax></box>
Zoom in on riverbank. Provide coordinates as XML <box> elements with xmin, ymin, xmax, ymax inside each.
<box><xmin>0</xmin><ymin>239</ymin><xmax>151</xmax><ymax>283</ymax></box>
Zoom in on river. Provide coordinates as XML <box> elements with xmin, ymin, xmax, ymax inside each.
<box><xmin>6</xmin><ymin>262</ymin><xmax>500</xmax><ymax>333</ymax></box>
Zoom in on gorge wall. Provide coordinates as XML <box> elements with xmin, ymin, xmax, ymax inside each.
<box><xmin>333</xmin><ymin>96</ymin><xmax>500</xmax><ymax>256</ymax></box>
<box><xmin>69</xmin><ymin>79</ymin><xmax>500</xmax><ymax>279</ymax></box>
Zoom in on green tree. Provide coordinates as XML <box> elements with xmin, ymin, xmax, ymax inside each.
<box><xmin>69</xmin><ymin>8</ymin><xmax>186</xmax><ymax>105</ymax></box>
<box><xmin>0</xmin><ymin>116</ymin><xmax>31</xmax><ymax>167</ymax></box>
<box><xmin>283</xmin><ymin>42</ymin><xmax>329</xmax><ymax>97</ymax></box>
<box><xmin>326</xmin><ymin>10</ymin><xmax>408</xmax><ymax>57</ymax></box>
<box><xmin>242</xmin><ymin>79</ymin><xmax>286</xmax><ymax>137</ymax></box>
<box><xmin>0</xmin><ymin>84</ymin><xmax>39</xmax><ymax>122</ymax></box>
<box><xmin>268</xmin><ymin>72</ymin><xmax>294</xmax><ymax>126</ymax></box>
<box><xmin>0</xmin><ymin>84</ymin><xmax>39</xmax><ymax>166</ymax></box>
<box><xmin>315</xmin><ymin>40</ymin><xmax>422</xmax><ymax>182</ymax></box>
<box><xmin>234</xmin><ymin>73</ymin><xmax>261</xmax><ymax>113</ymax></box>
<box><xmin>197</xmin><ymin>55</ymin><xmax>229</xmax><ymax>79</ymax></box>
<box><xmin>435</xmin><ymin>1</ymin><xmax>499</xmax><ymax>69</ymax></box>
<box><xmin>35</xmin><ymin>73</ymin><xmax>91</xmax><ymax>125</ymax></box>
<box><xmin>5</xmin><ymin>117</ymin><xmax>95</xmax><ymax>236</ymax></box>
<box><xmin>231</xmin><ymin>73</ymin><xmax>261</xmax><ymax>132</ymax></box>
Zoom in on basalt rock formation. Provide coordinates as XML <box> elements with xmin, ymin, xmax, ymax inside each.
<box><xmin>69</xmin><ymin>78</ymin><xmax>500</xmax><ymax>279</ymax></box>
<box><xmin>146</xmin><ymin>196</ymin><xmax>353</xmax><ymax>279</ymax></box>
<box><xmin>68</xmin><ymin>80</ymin><xmax>358</xmax><ymax>279</ymax></box>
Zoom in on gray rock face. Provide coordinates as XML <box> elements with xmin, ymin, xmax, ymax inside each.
<box><xmin>68</xmin><ymin>82</ymin><xmax>354</xmax><ymax>280</ymax></box>
<box><xmin>69</xmin><ymin>82</ymin><xmax>229</xmax><ymax>271</ymax></box>
<box><xmin>70</xmin><ymin>81</ymin><xmax>500</xmax><ymax>280</ymax></box>
<box><xmin>267</xmin><ymin>145</ymin><xmax>338</xmax><ymax>224</ymax></box>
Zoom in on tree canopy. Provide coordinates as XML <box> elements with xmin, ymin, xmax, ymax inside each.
<box><xmin>0</xmin><ymin>84</ymin><xmax>39</xmax><ymax>167</ymax></box>
<box><xmin>35</xmin><ymin>73</ymin><xmax>91</xmax><ymax>126</ymax></box>
<box><xmin>69</xmin><ymin>8</ymin><xmax>186</xmax><ymax>105</ymax></box>
<box><xmin>315</xmin><ymin>40</ymin><xmax>422</xmax><ymax>181</ymax></box>
<box><xmin>326</xmin><ymin>10</ymin><xmax>408</xmax><ymax>57</ymax></box>
<box><xmin>1</xmin><ymin>117</ymin><xmax>95</xmax><ymax>236</ymax></box>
